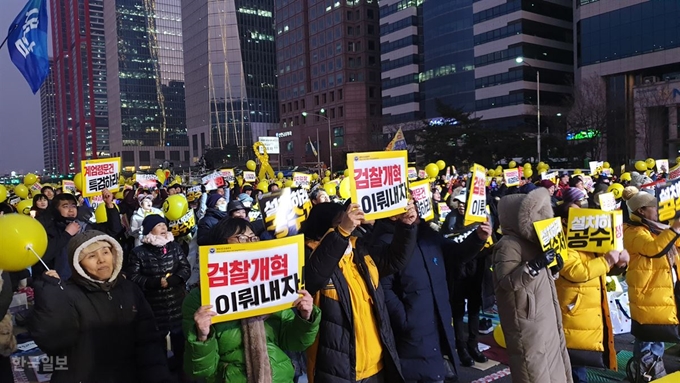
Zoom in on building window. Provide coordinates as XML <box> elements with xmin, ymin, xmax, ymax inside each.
<box><xmin>338</xmin><ymin>89</ymin><xmax>343</xmax><ymax>100</ymax></box>
<box><xmin>331</xmin><ymin>108</ymin><xmax>336</xmax><ymax>118</ymax></box>
<box><xmin>185</xmin><ymin>151</ymin><xmax>190</xmax><ymax>162</ymax></box>
<box><xmin>347</xmin><ymin>10</ymin><xmax>352</xmax><ymax>20</ymax></box>
<box><xmin>348</xmin><ymin>42</ymin><xmax>354</xmax><ymax>52</ymax></box>
<box><xmin>170</xmin><ymin>151</ymin><xmax>180</xmax><ymax>161</ymax></box>
<box><xmin>369</xmin><ymin>104</ymin><xmax>377</xmax><ymax>116</ymax></box>
<box><xmin>369</xmin><ymin>87</ymin><xmax>375</xmax><ymax>98</ymax></box>
<box><xmin>367</xmin><ymin>9</ymin><xmax>374</xmax><ymax>19</ymax></box>
<box><xmin>315</xmin><ymin>95</ymin><xmax>319</xmax><ymax>105</ymax></box>
<box><xmin>155</xmin><ymin>151</ymin><xmax>165</xmax><ymax>160</ymax></box>
<box><xmin>287</xmin><ymin>141</ymin><xmax>294</xmax><ymax>152</ymax></box>
<box><xmin>200</xmin><ymin>133</ymin><xmax>206</xmax><ymax>151</ymax></box>
<box><xmin>333</xmin><ymin>127</ymin><xmax>344</xmax><ymax>146</ymax></box>
<box><xmin>330</xmin><ymin>91</ymin><xmax>335</xmax><ymax>102</ymax></box>
<box><xmin>339</xmin><ymin>106</ymin><xmax>344</xmax><ymax>116</ymax></box>
<box><xmin>368</xmin><ymin>40</ymin><xmax>375</xmax><ymax>51</ymax></box>
<box><xmin>138</xmin><ymin>151</ymin><xmax>149</xmax><ymax>165</ymax></box>
<box><xmin>282</xmin><ymin>104</ymin><xmax>286</xmax><ymax>113</ymax></box>
<box><xmin>295</xmin><ymin>101</ymin><xmax>299</xmax><ymax>110</ymax></box>
<box><xmin>295</xmin><ymin>116</ymin><xmax>300</xmax><ymax>126</ymax></box>
<box><xmin>322</xmin><ymin>93</ymin><xmax>327</xmax><ymax>103</ymax></box>
<box><xmin>347</xmin><ymin>26</ymin><xmax>353</xmax><ymax>35</ymax></box>
<box><xmin>356</xmin><ymin>26</ymin><xmax>361</xmax><ymax>35</ymax></box>
<box><xmin>368</xmin><ymin>25</ymin><xmax>375</xmax><ymax>35</ymax></box>
<box><xmin>301</xmin><ymin>99</ymin><xmax>306</xmax><ymax>109</ymax></box>
<box><xmin>192</xmin><ymin>134</ymin><xmax>198</xmax><ymax>152</ymax></box>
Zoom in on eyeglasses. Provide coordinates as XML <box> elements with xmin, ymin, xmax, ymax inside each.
<box><xmin>234</xmin><ymin>234</ymin><xmax>260</xmax><ymax>243</ymax></box>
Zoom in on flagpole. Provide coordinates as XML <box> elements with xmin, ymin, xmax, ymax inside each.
<box><xmin>0</xmin><ymin>24</ymin><xmax>19</xmax><ymax>51</ymax></box>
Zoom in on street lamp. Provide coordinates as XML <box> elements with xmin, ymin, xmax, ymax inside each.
<box><xmin>302</xmin><ymin>110</ymin><xmax>333</xmax><ymax>172</ymax></box>
<box><xmin>516</xmin><ymin>56</ymin><xmax>541</xmax><ymax>163</ymax></box>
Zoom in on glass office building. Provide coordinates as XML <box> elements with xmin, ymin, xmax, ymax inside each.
<box><xmin>105</xmin><ymin>0</ymin><xmax>189</xmax><ymax>170</ymax></box>
<box><xmin>40</xmin><ymin>59</ymin><xmax>59</xmax><ymax>173</ymax></box>
<box><xmin>182</xmin><ymin>0</ymin><xmax>278</xmax><ymax>162</ymax></box>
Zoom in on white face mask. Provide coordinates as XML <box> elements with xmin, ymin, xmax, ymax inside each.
<box><xmin>217</xmin><ymin>204</ymin><xmax>227</xmax><ymax>212</ymax></box>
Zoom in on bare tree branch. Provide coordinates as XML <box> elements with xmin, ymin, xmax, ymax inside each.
<box><xmin>565</xmin><ymin>74</ymin><xmax>608</xmax><ymax>160</ymax></box>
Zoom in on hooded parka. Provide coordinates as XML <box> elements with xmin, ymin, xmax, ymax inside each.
<box><xmin>28</xmin><ymin>231</ymin><xmax>172</xmax><ymax>383</ymax></box>
<box><xmin>623</xmin><ymin>218</ymin><xmax>680</xmax><ymax>342</ymax></box>
<box><xmin>555</xmin><ymin>249</ymin><xmax>617</xmax><ymax>369</ymax></box>
<box><xmin>492</xmin><ymin>188</ymin><xmax>572</xmax><ymax>383</ymax></box>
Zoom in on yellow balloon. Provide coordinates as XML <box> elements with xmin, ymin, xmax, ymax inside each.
<box><xmin>524</xmin><ymin>169</ymin><xmax>534</xmax><ymax>178</ymax></box>
<box><xmin>95</xmin><ymin>203</ymin><xmax>107</xmax><ymax>223</ymax></box>
<box><xmin>634</xmin><ymin>161</ymin><xmax>647</xmax><ymax>172</ymax></box>
<box><xmin>524</xmin><ymin>163</ymin><xmax>532</xmax><ymax>169</ymax></box>
<box><xmin>425</xmin><ymin>163</ymin><xmax>439</xmax><ymax>178</ymax></box>
<box><xmin>115</xmin><ymin>191</ymin><xmax>124</xmax><ymax>200</ymax></box>
<box><xmin>339</xmin><ymin>178</ymin><xmax>351</xmax><ymax>199</ymax></box>
<box><xmin>23</xmin><ymin>173</ymin><xmax>37</xmax><ymax>186</ymax></box>
<box><xmin>246</xmin><ymin>160</ymin><xmax>257</xmax><ymax>171</ymax></box>
<box><xmin>574</xmin><ymin>169</ymin><xmax>583</xmax><ymax>175</ymax></box>
<box><xmin>155</xmin><ymin>169</ymin><xmax>166</xmax><ymax>184</ymax></box>
<box><xmin>284</xmin><ymin>180</ymin><xmax>294</xmax><ymax>188</ymax></box>
<box><xmin>257</xmin><ymin>181</ymin><xmax>269</xmax><ymax>191</ymax></box>
<box><xmin>0</xmin><ymin>214</ymin><xmax>48</xmax><ymax>271</ymax></box>
<box><xmin>620</xmin><ymin>172</ymin><xmax>632</xmax><ymax>182</ymax></box>
<box><xmin>74</xmin><ymin>173</ymin><xmax>84</xmax><ymax>191</ymax></box>
<box><xmin>277</xmin><ymin>172</ymin><xmax>284</xmax><ymax>180</ymax></box>
<box><xmin>162</xmin><ymin>194</ymin><xmax>188</xmax><ymax>221</ymax></box>
<box><xmin>436</xmin><ymin>160</ymin><xmax>446</xmax><ymax>171</ymax></box>
<box><xmin>508</xmin><ymin>161</ymin><xmax>517</xmax><ymax>169</ymax></box>
<box><xmin>14</xmin><ymin>184</ymin><xmax>29</xmax><ymax>199</ymax></box>
<box><xmin>322</xmin><ymin>177</ymin><xmax>330</xmax><ymax>184</ymax></box>
<box><xmin>325</xmin><ymin>170</ymin><xmax>331</xmax><ymax>177</ymax></box>
<box><xmin>645</xmin><ymin>158</ymin><xmax>656</xmax><ymax>170</ymax></box>
<box><xmin>312</xmin><ymin>173</ymin><xmax>319</xmax><ymax>180</ymax></box>
<box><xmin>487</xmin><ymin>170</ymin><xmax>495</xmax><ymax>177</ymax></box>
<box><xmin>676</xmin><ymin>156</ymin><xmax>680</xmax><ymax>165</ymax></box>
<box><xmin>276</xmin><ymin>181</ymin><xmax>283</xmax><ymax>188</ymax></box>
<box><xmin>324</xmin><ymin>183</ymin><xmax>337</xmax><ymax>196</ymax></box>
<box><xmin>343</xmin><ymin>169</ymin><xmax>350</xmax><ymax>177</ymax></box>
<box><xmin>608</xmin><ymin>183</ymin><xmax>624</xmax><ymax>200</ymax></box>
<box><xmin>603</xmin><ymin>161</ymin><xmax>611</xmax><ymax>169</ymax></box>
<box><xmin>493</xmin><ymin>324</ymin><xmax>506</xmax><ymax>348</ymax></box>
<box><xmin>174</xmin><ymin>175</ymin><xmax>182</xmax><ymax>185</ymax></box>
<box><xmin>16</xmin><ymin>200</ymin><xmax>32</xmax><ymax>215</ymax></box>
<box><xmin>0</xmin><ymin>185</ymin><xmax>6</xmax><ymax>203</ymax></box>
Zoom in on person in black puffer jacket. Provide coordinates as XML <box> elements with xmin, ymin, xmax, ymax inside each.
<box><xmin>196</xmin><ymin>193</ymin><xmax>228</xmax><ymax>245</ymax></box>
<box><xmin>28</xmin><ymin>230</ymin><xmax>172</xmax><ymax>383</ymax></box>
<box><xmin>127</xmin><ymin>214</ymin><xmax>191</xmax><ymax>375</ymax></box>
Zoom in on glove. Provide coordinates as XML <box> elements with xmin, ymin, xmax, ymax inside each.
<box><xmin>549</xmin><ymin>253</ymin><xmax>564</xmax><ymax>275</ymax></box>
<box><xmin>166</xmin><ymin>274</ymin><xmax>183</xmax><ymax>287</ymax></box>
<box><xmin>527</xmin><ymin>249</ymin><xmax>556</xmax><ymax>276</ymax></box>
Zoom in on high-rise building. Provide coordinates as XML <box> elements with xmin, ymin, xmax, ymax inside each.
<box><xmin>182</xmin><ymin>0</ymin><xmax>279</xmax><ymax>164</ymax></box>
<box><xmin>272</xmin><ymin>0</ymin><xmax>383</xmax><ymax>169</ymax></box>
<box><xmin>105</xmin><ymin>0</ymin><xmax>189</xmax><ymax>171</ymax></box>
<box><xmin>50</xmin><ymin>0</ymin><xmax>109</xmax><ymax>173</ymax></box>
<box><xmin>472</xmin><ymin>0</ymin><xmax>573</xmax><ymax>130</ymax></box>
<box><xmin>576</xmin><ymin>0</ymin><xmax>680</xmax><ymax>163</ymax></box>
<box><xmin>40</xmin><ymin>59</ymin><xmax>59</xmax><ymax>173</ymax></box>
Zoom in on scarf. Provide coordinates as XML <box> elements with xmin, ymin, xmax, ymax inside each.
<box><xmin>241</xmin><ymin>315</ymin><xmax>272</xmax><ymax>383</ymax></box>
<box><xmin>142</xmin><ymin>232</ymin><xmax>175</xmax><ymax>247</ymax></box>
<box><xmin>637</xmin><ymin>214</ymin><xmax>677</xmax><ymax>268</ymax></box>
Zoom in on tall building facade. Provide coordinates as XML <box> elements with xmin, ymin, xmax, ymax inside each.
<box><xmin>105</xmin><ymin>0</ymin><xmax>189</xmax><ymax>171</ymax></box>
<box><xmin>40</xmin><ymin>60</ymin><xmax>59</xmax><ymax>173</ymax></box>
<box><xmin>182</xmin><ymin>0</ymin><xmax>279</xmax><ymax>164</ymax></box>
<box><xmin>50</xmin><ymin>0</ymin><xmax>109</xmax><ymax>173</ymax></box>
<box><xmin>272</xmin><ymin>0</ymin><xmax>382</xmax><ymax>169</ymax></box>
<box><xmin>576</xmin><ymin>0</ymin><xmax>680</xmax><ymax>163</ymax></box>
<box><xmin>472</xmin><ymin>0</ymin><xmax>573</xmax><ymax>130</ymax></box>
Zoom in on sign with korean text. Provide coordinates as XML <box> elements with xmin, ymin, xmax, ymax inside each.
<box><xmin>200</xmin><ymin>235</ymin><xmax>304</xmax><ymax>323</ymax></box>
<box><xmin>136</xmin><ymin>174</ymin><xmax>158</xmax><ymax>189</ymax></box>
<box><xmin>533</xmin><ymin>217</ymin><xmax>568</xmax><ymax>267</ymax></box>
<box><xmin>669</xmin><ymin>164</ymin><xmax>680</xmax><ymax>181</ymax></box>
<box><xmin>409</xmin><ymin>179</ymin><xmax>434</xmax><ymax>221</ymax></box>
<box><xmin>81</xmin><ymin>158</ymin><xmax>121</xmax><ymax>197</ymax></box>
<box><xmin>86</xmin><ymin>194</ymin><xmax>104</xmax><ymax>210</ymax></box>
<box><xmin>62</xmin><ymin>180</ymin><xmax>76</xmax><ymax>194</ymax></box>
<box><xmin>418</xmin><ymin>170</ymin><xmax>427</xmax><ymax>179</ymax></box>
<box><xmin>168</xmin><ymin>210</ymin><xmax>196</xmax><ymax>238</ymax></box>
<box><xmin>567</xmin><ymin>209</ymin><xmax>623</xmax><ymax>253</ymax></box>
<box><xmin>407</xmin><ymin>167</ymin><xmax>418</xmax><ymax>180</ymax></box>
<box><xmin>243</xmin><ymin>171</ymin><xmax>257</xmax><ymax>183</ymax></box>
<box><xmin>657</xmin><ymin>159</ymin><xmax>670</xmax><ymax>174</ymax></box>
<box><xmin>589</xmin><ymin>161</ymin><xmax>604</xmax><ymax>175</ymax></box>
<box><xmin>348</xmin><ymin>150</ymin><xmax>409</xmax><ymax>220</ymax></box>
<box><xmin>30</xmin><ymin>182</ymin><xmax>41</xmax><ymax>193</ymax></box>
<box><xmin>581</xmin><ymin>175</ymin><xmax>594</xmax><ymax>192</ymax></box>
<box><xmin>541</xmin><ymin>171</ymin><xmax>558</xmax><ymax>182</ymax></box>
<box><xmin>260</xmin><ymin>187</ymin><xmax>313</xmax><ymax>238</ymax></box>
<box><xmin>503</xmin><ymin>169</ymin><xmax>520</xmax><ymax>187</ymax></box>
<box><xmin>202</xmin><ymin>172</ymin><xmax>225</xmax><ymax>191</ymax></box>
<box><xmin>656</xmin><ymin>178</ymin><xmax>680</xmax><ymax>222</ymax></box>
<box><xmin>220</xmin><ymin>168</ymin><xmax>235</xmax><ymax>184</ymax></box>
<box><xmin>186</xmin><ymin>185</ymin><xmax>202</xmax><ymax>202</ymax></box>
<box><xmin>439</xmin><ymin>202</ymin><xmax>451</xmax><ymax>223</ymax></box>
<box><xmin>258</xmin><ymin>136</ymin><xmax>280</xmax><ymax>155</ymax></box>
<box><xmin>292</xmin><ymin>173</ymin><xmax>312</xmax><ymax>189</ymax></box>
<box><xmin>464</xmin><ymin>164</ymin><xmax>487</xmax><ymax>226</ymax></box>
<box><xmin>599</xmin><ymin>192</ymin><xmax>617</xmax><ymax>212</ymax></box>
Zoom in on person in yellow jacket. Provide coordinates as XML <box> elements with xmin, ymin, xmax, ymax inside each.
<box><xmin>554</xmin><ymin>202</ymin><xmax>627</xmax><ymax>383</ymax></box>
<box><xmin>623</xmin><ymin>188</ymin><xmax>680</xmax><ymax>380</ymax></box>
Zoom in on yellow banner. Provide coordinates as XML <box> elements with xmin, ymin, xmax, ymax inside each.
<box><xmin>503</xmin><ymin>168</ymin><xmax>520</xmax><ymax>187</ymax></box>
<box><xmin>81</xmin><ymin>157</ymin><xmax>122</xmax><ymax>197</ymax></box>
<box><xmin>566</xmin><ymin>208</ymin><xmax>623</xmax><ymax>253</ymax></box>
<box><xmin>409</xmin><ymin>179</ymin><xmax>434</xmax><ymax>221</ymax></box>
<box><xmin>464</xmin><ymin>163</ymin><xmax>487</xmax><ymax>226</ymax></box>
<box><xmin>200</xmin><ymin>235</ymin><xmax>305</xmax><ymax>323</ymax></box>
<box><xmin>347</xmin><ymin>150</ymin><xmax>409</xmax><ymax>220</ymax></box>
<box><xmin>533</xmin><ymin>217</ymin><xmax>568</xmax><ymax>267</ymax></box>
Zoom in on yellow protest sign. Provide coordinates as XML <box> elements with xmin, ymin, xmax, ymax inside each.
<box><xmin>81</xmin><ymin>157</ymin><xmax>122</xmax><ymax>197</ymax></box>
<box><xmin>533</xmin><ymin>217</ymin><xmax>568</xmax><ymax>267</ymax></box>
<box><xmin>200</xmin><ymin>235</ymin><xmax>305</xmax><ymax>323</ymax></box>
<box><xmin>259</xmin><ymin>187</ymin><xmax>313</xmax><ymax>238</ymax></box>
<box><xmin>220</xmin><ymin>168</ymin><xmax>235</xmax><ymax>184</ymax></box>
<box><xmin>464</xmin><ymin>163</ymin><xmax>487</xmax><ymax>226</ymax></box>
<box><xmin>566</xmin><ymin>208</ymin><xmax>623</xmax><ymax>253</ymax></box>
<box><xmin>409</xmin><ymin>179</ymin><xmax>434</xmax><ymax>221</ymax></box>
<box><xmin>503</xmin><ymin>168</ymin><xmax>520</xmax><ymax>187</ymax></box>
<box><xmin>657</xmin><ymin>179</ymin><xmax>680</xmax><ymax>222</ymax></box>
<box><xmin>347</xmin><ymin>150</ymin><xmax>409</xmax><ymax>220</ymax></box>
<box><xmin>168</xmin><ymin>210</ymin><xmax>196</xmax><ymax>238</ymax></box>
<box><xmin>439</xmin><ymin>202</ymin><xmax>451</xmax><ymax>223</ymax></box>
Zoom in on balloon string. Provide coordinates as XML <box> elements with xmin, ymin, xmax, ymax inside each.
<box><xmin>27</xmin><ymin>245</ymin><xmax>63</xmax><ymax>290</ymax></box>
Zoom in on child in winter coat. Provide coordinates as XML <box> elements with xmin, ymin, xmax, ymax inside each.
<box><xmin>127</xmin><ymin>214</ymin><xmax>191</xmax><ymax>374</ymax></box>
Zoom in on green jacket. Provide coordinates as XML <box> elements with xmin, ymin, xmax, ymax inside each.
<box><xmin>182</xmin><ymin>288</ymin><xmax>320</xmax><ymax>383</ymax></box>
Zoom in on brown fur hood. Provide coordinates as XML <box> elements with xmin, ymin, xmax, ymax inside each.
<box><xmin>498</xmin><ymin>188</ymin><xmax>553</xmax><ymax>244</ymax></box>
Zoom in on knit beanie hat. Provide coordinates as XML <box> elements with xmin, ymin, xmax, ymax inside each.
<box><xmin>562</xmin><ymin>188</ymin><xmax>585</xmax><ymax>204</ymax></box>
<box><xmin>207</xmin><ymin>193</ymin><xmax>223</xmax><ymax>209</ymax></box>
<box><xmin>142</xmin><ymin>214</ymin><xmax>167</xmax><ymax>235</ymax></box>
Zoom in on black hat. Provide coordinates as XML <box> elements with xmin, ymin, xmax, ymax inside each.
<box><xmin>242</xmin><ymin>184</ymin><xmax>254</xmax><ymax>191</ymax></box>
<box><xmin>227</xmin><ymin>200</ymin><xmax>249</xmax><ymax>214</ymax></box>
<box><xmin>142</xmin><ymin>214</ymin><xmax>167</xmax><ymax>235</ymax></box>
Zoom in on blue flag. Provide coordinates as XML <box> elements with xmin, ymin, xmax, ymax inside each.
<box><xmin>7</xmin><ymin>0</ymin><xmax>49</xmax><ymax>94</ymax></box>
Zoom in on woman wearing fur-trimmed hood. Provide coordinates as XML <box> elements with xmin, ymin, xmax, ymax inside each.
<box><xmin>492</xmin><ymin>188</ymin><xmax>573</xmax><ymax>383</ymax></box>
<box><xmin>28</xmin><ymin>230</ymin><xmax>172</xmax><ymax>383</ymax></box>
